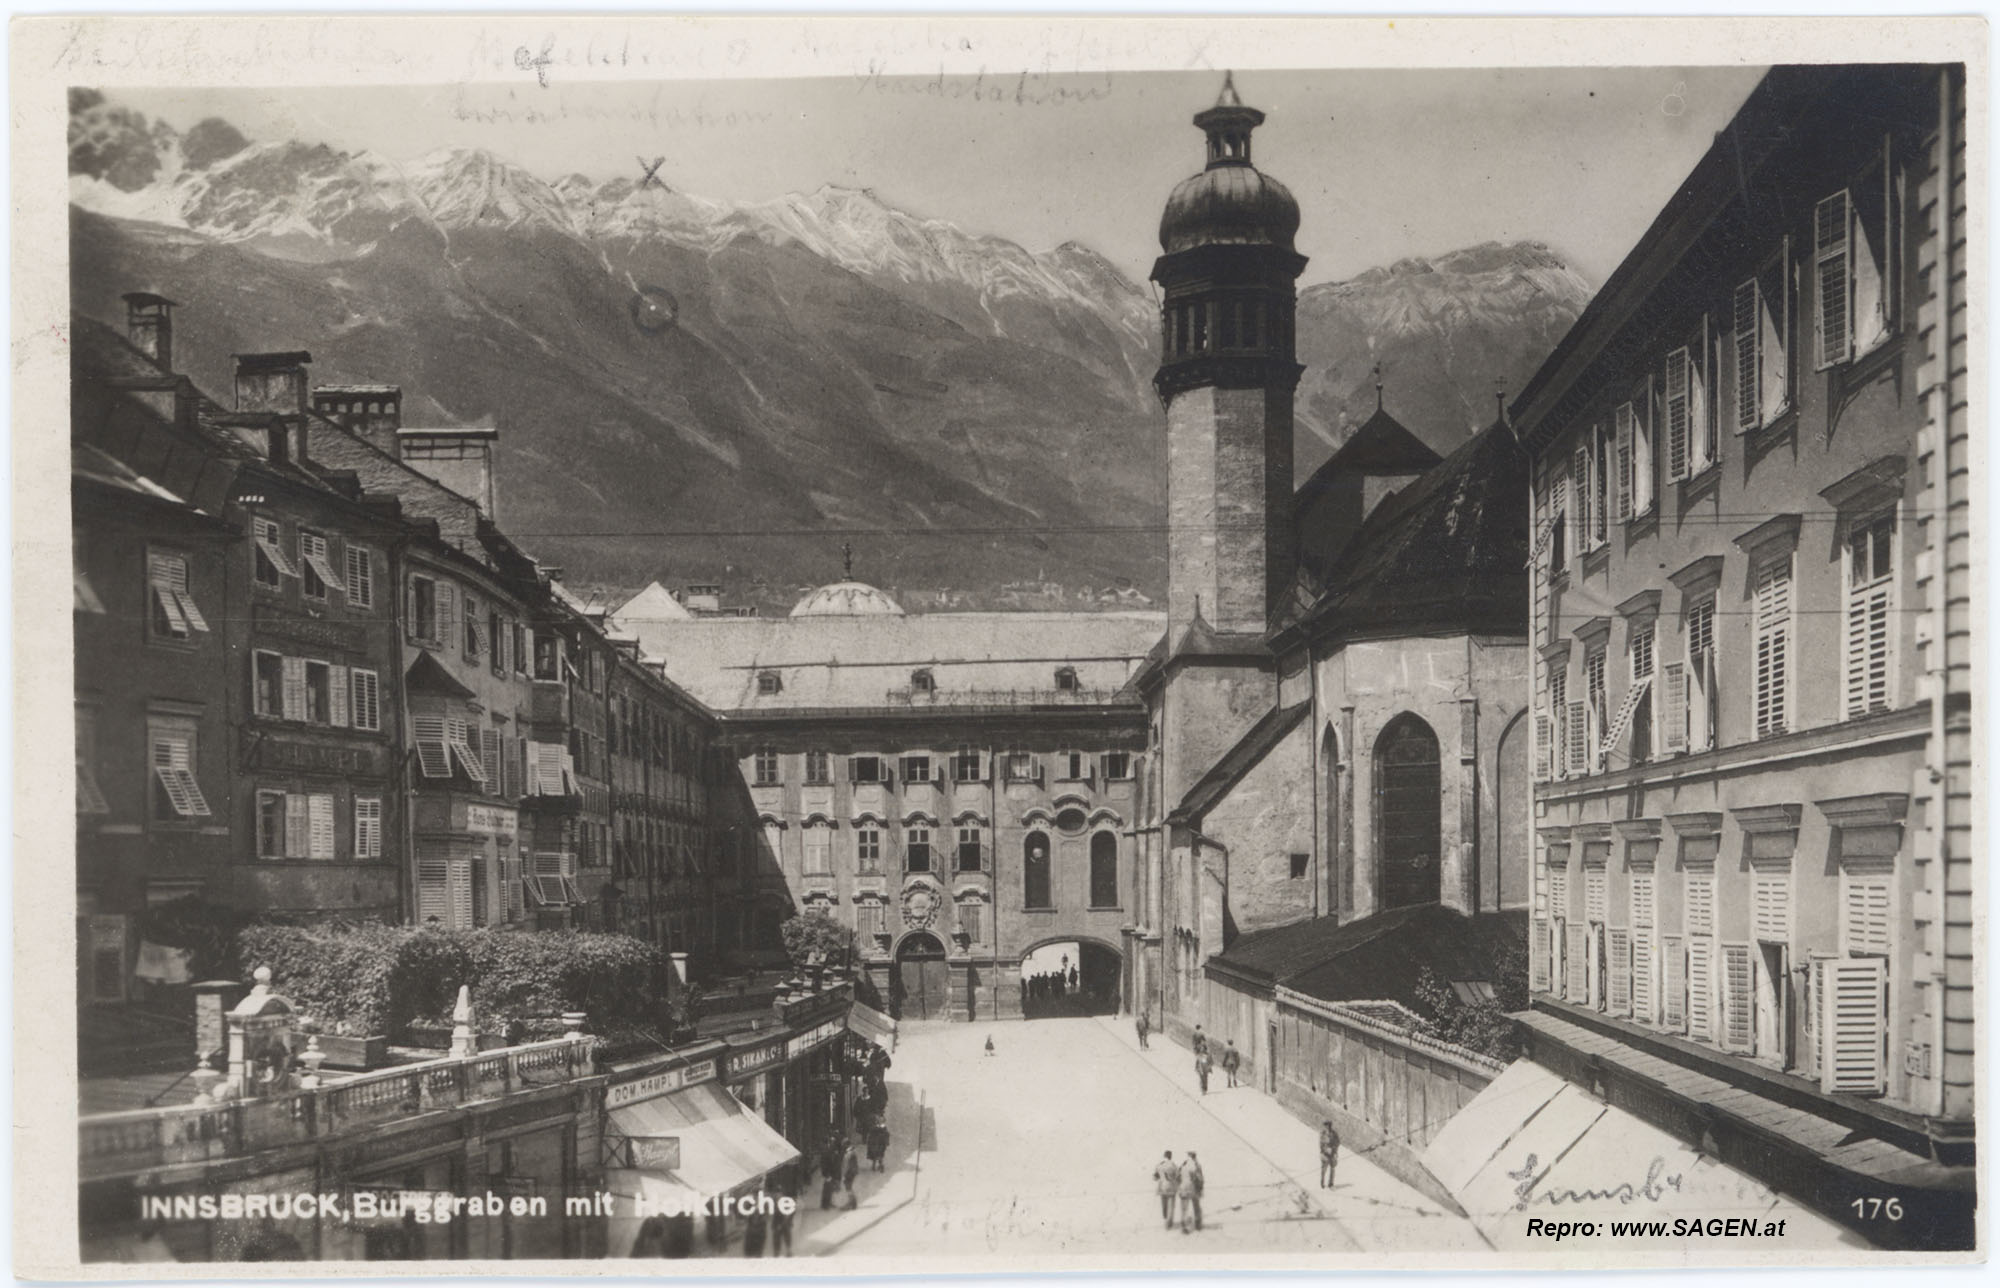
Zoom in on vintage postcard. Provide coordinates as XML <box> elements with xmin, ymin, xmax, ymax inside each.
<box><xmin>12</xmin><ymin>13</ymin><xmax>1988</xmax><ymax>1277</ymax></box>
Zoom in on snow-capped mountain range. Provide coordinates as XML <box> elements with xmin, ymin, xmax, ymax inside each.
<box><xmin>68</xmin><ymin>91</ymin><xmax>1591</xmax><ymax>608</ymax></box>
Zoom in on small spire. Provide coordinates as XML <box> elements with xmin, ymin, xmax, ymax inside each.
<box><xmin>841</xmin><ymin>541</ymin><xmax>854</xmax><ymax>581</ymax></box>
<box><xmin>1494</xmin><ymin>377</ymin><xmax>1508</xmax><ymax>421</ymax></box>
<box><xmin>1216</xmin><ymin>71</ymin><xmax>1242</xmax><ymax>108</ymax></box>
<box><xmin>1373</xmin><ymin>363</ymin><xmax>1384</xmax><ymax>412</ymax></box>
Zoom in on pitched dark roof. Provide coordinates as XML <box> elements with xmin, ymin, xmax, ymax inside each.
<box><xmin>405</xmin><ymin>650</ymin><xmax>475</xmax><ymax>700</ymax></box>
<box><xmin>1286</xmin><ymin>416</ymin><xmax>1529</xmax><ymax>643</ymax></box>
<box><xmin>1300</xmin><ymin>406</ymin><xmax>1442</xmax><ymax>487</ymax></box>
<box><xmin>1171</xmin><ymin>700</ymin><xmax>1309</xmax><ymax>824</ymax></box>
<box><xmin>1207</xmin><ymin>903</ymin><xmax>1526</xmax><ymax>1016</ymax></box>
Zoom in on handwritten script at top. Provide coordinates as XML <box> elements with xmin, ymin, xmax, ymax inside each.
<box><xmin>856</xmin><ymin>63</ymin><xmax>1114</xmax><ymax>107</ymax></box>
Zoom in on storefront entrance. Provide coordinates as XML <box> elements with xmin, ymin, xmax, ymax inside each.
<box><xmin>892</xmin><ymin>932</ymin><xmax>950</xmax><ymax>1021</ymax></box>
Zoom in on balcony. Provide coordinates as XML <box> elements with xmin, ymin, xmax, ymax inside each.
<box><xmin>78</xmin><ymin>1037</ymin><xmax>596</xmax><ymax>1181</ymax></box>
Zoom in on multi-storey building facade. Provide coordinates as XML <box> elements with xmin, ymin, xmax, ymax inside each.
<box><xmin>1511</xmin><ymin>65</ymin><xmax>1972</xmax><ymax>1245</ymax></box>
<box><xmin>614</xmin><ymin>582</ymin><xmax>1161</xmax><ymax>1020</ymax></box>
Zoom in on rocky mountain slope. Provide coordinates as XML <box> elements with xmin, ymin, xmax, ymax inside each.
<box><xmin>68</xmin><ymin>90</ymin><xmax>1590</xmax><ymax>610</ymax></box>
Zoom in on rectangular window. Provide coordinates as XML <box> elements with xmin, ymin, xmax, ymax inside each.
<box><xmin>1057</xmin><ymin>751</ymin><xmax>1089</xmax><ymax>781</ymax></box>
<box><xmin>299</xmin><ymin>531</ymin><xmax>338</xmax><ymax>601</ymax></box>
<box><xmin>1734</xmin><ymin>253</ymin><xmax>1791</xmax><ymax>433</ymax></box>
<box><xmin>533</xmin><ymin>631</ymin><xmax>561</xmax><ymax>681</ymax></box>
<box><xmin>410</xmin><ymin>575</ymin><xmax>438</xmax><ymax>642</ymax></box>
<box><xmin>304</xmin><ymin>661</ymin><xmax>333</xmax><ymax>725</ymax></box>
<box><xmin>254</xmin><ymin>651</ymin><xmax>284</xmax><ymax>718</ymax></box>
<box><xmin>490</xmin><ymin>611</ymin><xmax>506</xmax><ymax>675</ymax></box>
<box><xmin>754</xmin><ymin>747</ymin><xmax>781</xmax><ymax>786</ymax></box>
<box><xmin>1547</xmin><ymin>665</ymin><xmax>1568</xmax><ymax>778</ymax></box>
<box><xmin>850</xmin><ymin>755</ymin><xmax>885</xmax><ymax>784</ymax></box>
<box><xmin>1686</xmin><ymin>595</ymin><xmax>1717</xmax><ymax>751</ymax></box>
<box><xmin>956</xmin><ymin>826</ymin><xmax>984</xmax><ymax>872</ymax></box>
<box><xmin>146</xmin><ymin>549</ymin><xmax>209</xmax><ymax>640</ymax></box>
<box><xmin>1101</xmin><ymin>752</ymin><xmax>1132</xmax><ymax>780</ymax></box>
<box><xmin>256</xmin><ymin>790</ymin><xmax>287</xmax><ymax>858</ymax></box>
<box><xmin>75</xmin><ymin>705</ymin><xmax>110</xmax><ymax>815</ymax></box>
<box><xmin>952</xmin><ymin>746</ymin><xmax>985</xmax><ymax>782</ymax></box>
<box><xmin>905</xmin><ymin>826</ymin><xmax>932</xmax><ymax>873</ymax></box>
<box><xmin>411</xmin><ymin>714</ymin><xmax>452</xmax><ymax>779</ymax></box>
<box><xmin>1005</xmin><ymin>750</ymin><xmax>1040</xmax><ymax>783</ymax></box>
<box><xmin>959</xmin><ymin>902</ymin><xmax>983</xmax><ymax>943</ymax></box>
<box><xmin>1840</xmin><ymin>862</ymin><xmax>1893</xmax><ymax>957</ymax></box>
<box><xmin>463</xmin><ymin>593</ymin><xmax>482</xmax><ymax>661</ymax></box>
<box><xmin>345</xmin><ymin>544</ymin><xmax>374</xmax><ymax>609</ymax></box>
<box><xmin>1547</xmin><ymin>469</ymin><xmax>1569</xmax><ymax>576</ymax></box>
<box><xmin>1844</xmin><ymin>511</ymin><xmax>1896</xmax><ymax>718</ymax></box>
<box><xmin>252</xmin><ymin>517</ymin><xmax>295</xmax><ymax>589</ymax></box>
<box><xmin>1753</xmin><ymin>556</ymin><xmax>1793</xmax><ymax>738</ymax></box>
<box><xmin>803</xmin><ymin>750</ymin><xmax>830</xmax><ymax>785</ymax></box>
<box><xmin>807</xmin><ymin>826</ymin><xmax>834</xmax><ymax>875</ymax></box>
<box><xmin>1289</xmin><ymin>852</ymin><xmax>1309</xmax><ymax>880</ymax></box>
<box><xmin>149</xmin><ymin>723</ymin><xmax>210</xmax><ymax>821</ymax></box>
<box><xmin>901</xmin><ymin>754</ymin><xmax>932</xmax><ymax>783</ymax></box>
<box><xmin>350</xmin><ymin>668</ymin><xmax>381</xmax><ymax>732</ymax></box>
<box><xmin>512</xmin><ymin>623</ymin><xmax>528</xmax><ymax>676</ymax></box>
<box><xmin>1814</xmin><ymin>190</ymin><xmax>1853</xmax><ymax>368</ymax></box>
<box><xmin>1752</xmin><ymin>864</ymin><xmax>1791</xmax><ymax>942</ymax></box>
<box><xmin>1572</xmin><ymin>443</ymin><xmax>1594</xmax><ymax>554</ymax></box>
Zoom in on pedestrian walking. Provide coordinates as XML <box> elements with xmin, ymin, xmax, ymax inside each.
<box><xmin>867</xmin><ymin>1121</ymin><xmax>890</xmax><ymax>1171</ymax></box>
<box><xmin>1221</xmin><ymin>1040</ymin><xmax>1241</xmax><ymax>1088</ymax></box>
<box><xmin>1135</xmin><ymin>1011</ymin><xmax>1150</xmax><ymax>1050</ymax></box>
<box><xmin>1191</xmin><ymin>1025</ymin><xmax>1208</xmax><ymax>1058</ymax></box>
<box><xmin>1178</xmin><ymin>1151</ymin><xmax>1205</xmax><ymax>1233</ymax></box>
<box><xmin>1319</xmin><ymin>1120</ymin><xmax>1341</xmax><ymax>1189</ymax></box>
<box><xmin>819</xmin><ymin>1140</ymin><xmax>842</xmax><ymax>1209</ymax></box>
<box><xmin>1152</xmin><ymin>1151</ymin><xmax>1181</xmax><ymax>1228</ymax></box>
<box><xmin>842</xmin><ymin>1138</ymin><xmax>861</xmax><ymax>1194</ymax></box>
<box><xmin>742</xmin><ymin>1202</ymin><xmax>768</xmax><ymax>1258</ymax></box>
<box><xmin>1195</xmin><ymin>1048</ymin><xmax>1212</xmax><ymax>1095</ymax></box>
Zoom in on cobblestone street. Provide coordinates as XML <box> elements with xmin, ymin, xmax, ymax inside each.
<box><xmin>825</xmin><ymin>1016</ymin><xmax>1489</xmax><ymax>1259</ymax></box>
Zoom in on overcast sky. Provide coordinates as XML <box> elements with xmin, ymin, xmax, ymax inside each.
<box><xmin>119</xmin><ymin>65</ymin><xmax>1766</xmax><ymax>289</ymax></box>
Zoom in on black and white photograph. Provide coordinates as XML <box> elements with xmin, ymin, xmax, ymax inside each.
<box><xmin>15</xmin><ymin>13</ymin><xmax>1986</xmax><ymax>1274</ymax></box>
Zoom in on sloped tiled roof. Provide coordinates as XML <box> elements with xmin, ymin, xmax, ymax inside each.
<box><xmin>1207</xmin><ymin>903</ymin><xmax>1527</xmax><ymax>1016</ymax></box>
<box><xmin>1172</xmin><ymin>700</ymin><xmax>1309</xmax><ymax>823</ymax></box>
<box><xmin>1298</xmin><ymin>405</ymin><xmax>1441</xmax><ymax>491</ymax></box>
<box><xmin>613</xmin><ymin>609</ymin><xmax>1165</xmax><ymax>713</ymax></box>
<box><xmin>614</xmin><ymin>581</ymin><xmax>693</xmax><ymax>624</ymax></box>
<box><xmin>1287</xmin><ymin>417</ymin><xmax>1529</xmax><ymax>642</ymax></box>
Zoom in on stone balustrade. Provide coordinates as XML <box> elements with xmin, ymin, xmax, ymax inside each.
<box><xmin>79</xmin><ymin>1037</ymin><xmax>595</xmax><ymax>1180</ymax></box>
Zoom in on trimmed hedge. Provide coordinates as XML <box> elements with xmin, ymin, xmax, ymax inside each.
<box><xmin>235</xmin><ymin>923</ymin><xmax>661</xmax><ymax>1038</ymax></box>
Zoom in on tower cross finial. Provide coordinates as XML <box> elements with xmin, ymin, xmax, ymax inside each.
<box><xmin>1494</xmin><ymin>378</ymin><xmax>1507</xmax><ymax>420</ymax></box>
<box><xmin>1216</xmin><ymin>71</ymin><xmax>1242</xmax><ymax>107</ymax></box>
<box><xmin>1373</xmin><ymin>362</ymin><xmax>1384</xmax><ymax>412</ymax></box>
<box><xmin>841</xmin><ymin>541</ymin><xmax>854</xmax><ymax>580</ymax></box>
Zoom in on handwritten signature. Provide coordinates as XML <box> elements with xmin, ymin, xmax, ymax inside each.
<box><xmin>1507</xmin><ymin>1153</ymin><xmax>1684</xmax><ymax>1210</ymax></box>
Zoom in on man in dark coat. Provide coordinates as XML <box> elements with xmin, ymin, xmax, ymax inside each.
<box><xmin>1135</xmin><ymin>1011</ymin><xmax>1150</xmax><ymax>1050</ymax></box>
<box><xmin>1152</xmin><ymin>1151</ymin><xmax>1181</xmax><ymax>1228</ymax></box>
<box><xmin>1221</xmin><ymin>1039</ymin><xmax>1241</xmax><ymax>1088</ymax></box>
<box><xmin>1319</xmin><ymin>1120</ymin><xmax>1341</xmax><ymax>1189</ymax></box>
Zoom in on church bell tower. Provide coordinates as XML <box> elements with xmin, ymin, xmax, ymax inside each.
<box><xmin>1152</xmin><ymin>73</ymin><xmax>1307</xmax><ymax>641</ymax></box>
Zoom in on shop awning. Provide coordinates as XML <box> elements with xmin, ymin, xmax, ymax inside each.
<box><xmin>847</xmin><ymin>999</ymin><xmax>896</xmax><ymax>1044</ymax></box>
<box><xmin>1420</xmin><ymin>1060</ymin><xmax>1862</xmax><ymax>1250</ymax></box>
<box><xmin>607</xmin><ymin>1082</ymin><xmax>800</xmax><ymax>1203</ymax></box>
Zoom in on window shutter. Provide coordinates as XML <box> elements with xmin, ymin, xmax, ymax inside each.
<box><xmin>1614</xmin><ymin>403</ymin><xmax>1634</xmax><ymax>520</ymax></box>
<box><xmin>1531</xmin><ymin>920</ymin><xmax>1551</xmax><ymax>991</ymax></box>
<box><xmin>1572</xmin><ymin>445</ymin><xmax>1592</xmax><ymax>550</ymax></box>
<box><xmin>1566</xmin><ymin>702</ymin><xmax>1587</xmax><ymax>775</ymax></box>
<box><xmin>411</xmin><ymin>715</ymin><xmax>451</xmax><ymax>778</ymax></box>
<box><xmin>1841</xmin><ymin>864</ymin><xmax>1893</xmax><ymax>956</ymax></box>
<box><xmin>416</xmin><ymin>857</ymin><xmax>451</xmax><ymax>924</ymax></box>
<box><xmin>1662</xmin><ymin>935</ymin><xmax>1687</xmax><ymax>1032</ymax></box>
<box><xmin>1631</xmin><ymin>871</ymin><xmax>1655</xmax><ymax>928</ymax></box>
<box><xmin>308</xmin><ymin>793</ymin><xmax>334</xmax><ymax>860</ymax></box>
<box><xmin>1754</xmin><ymin>557</ymin><xmax>1793</xmax><ymax>737</ymax></box>
<box><xmin>1815</xmin><ymin>190</ymin><xmax>1852</xmax><ymax>368</ymax></box>
<box><xmin>1633</xmin><ymin>381</ymin><xmax>1656</xmax><ymax>513</ymax></box>
<box><xmin>1689</xmin><ymin>319</ymin><xmax>1713</xmax><ymax>469</ymax></box>
<box><xmin>448</xmin><ymin>718</ymin><xmax>485</xmax><ymax>786</ymax></box>
<box><xmin>1631</xmin><ymin>934</ymin><xmax>1656</xmax><ymax>1024</ymax></box>
<box><xmin>351</xmin><ymin>670</ymin><xmax>380</xmax><ymax>732</ymax></box>
<box><xmin>1721</xmin><ymin>942</ymin><xmax>1755</xmax><ymax>1052</ymax></box>
<box><xmin>285</xmin><ymin>793</ymin><xmax>309</xmax><ymax>859</ymax></box>
<box><xmin>1659</xmin><ymin>662</ymin><xmax>1688</xmax><ymax>753</ymax></box>
<box><xmin>1686</xmin><ymin>871</ymin><xmax>1716</xmax><ymax>938</ymax></box>
<box><xmin>1665</xmin><ymin>348</ymin><xmax>1691</xmax><ymax>481</ymax></box>
<box><xmin>1845</xmin><ymin>577</ymin><xmax>1893</xmax><ymax>718</ymax></box>
<box><xmin>1852</xmin><ymin>153</ymin><xmax>1891</xmax><ymax>354</ymax></box>
<box><xmin>1608</xmin><ymin>928</ymin><xmax>1632</xmax><ymax>1016</ymax></box>
<box><xmin>450</xmin><ymin>859</ymin><xmax>474</xmax><ymax>929</ymax></box>
<box><xmin>1585</xmin><ymin>867</ymin><xmax>1607</xmax><ymax>923</ymax></box>
<box><xmin>1565</xmin><ymin>923</ymin><xmax>1589</xmax><ymax>1003</ymax></box>
<box><xmin>1753</xmin><ymin>866</ymin><xmax>1791</xmax><ymax>942</ymax></box>
<box><xmin>1763</xmin><ymin>244</ymin><xmax>1791</xmax><ymax>417</ymax></box>
<box><xmin>1534</xmin><ymin>712</ymin><xmax>1552</xmax><ymax>779</ymax></box>
<box><xmin>482</xmin><ymin>729</ymin><xmax>501</xmax><ymax>792</ymax></box>
<box><xmin>1734</xmin><ymin>278</ymin><xmax>1762</xmax><ymax>432</ymax></box>
<box><xmin>328</xmin><ymin>664</ymin><xmax>350</xmax><ymax>727</ymax></box>
<box><xmin>1687</xmin><ymin>938</ymin><xmax>1715</xmax><ymax>1043</ymax></box>
<box><xmin>1548</xmin><ymin>864</ymin><xmax>1569</xmax><ymax>919</ymax></box>
<box><xmin>354</xmin><ymin>797</ymin><xmax>381</xmax><ymax>859</ymax></box>
<box><xmin>1550</xmin><ymin>471</ymin><xmax>1569</xmax><ymax>565</ymax></box>
<box><xmin>1599</xmin><ymin>674</ymin><xmax>1651</xmax><ymax>759</ymax></box>
<box><xmin>281</xmin><ymin>656</ymin><xmax>306</xmax><ymax>721</ymax></box>
<box><xmin>535</xmin><ymin>742</ymin><xmax>567</xmax><ymax>796</ymax></box>
<box><xmin>345</xmin><ymin>545</ymin><xmax>373</xmax><ymax>607</ymax></box>
<box><xmin>1821</xmin><ymin>957</ymin><xmax>1887</xmax><ymax>1094</ymax></box>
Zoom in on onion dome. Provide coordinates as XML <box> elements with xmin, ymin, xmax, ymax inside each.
<box><xmin>1158</xmin><ymin>72</ymin><xmax>1301</xmax><ymax>255</ymax></box>
<box><xmin>790</xmin><ymin>581</ymin><xmax>905</xmax><ymax>618</ymax></box>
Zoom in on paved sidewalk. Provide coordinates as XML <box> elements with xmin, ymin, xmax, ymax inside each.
<box><xmin>1093</xmin><ymin>1015</ymin><xmax>1491</xmax><ymax>1254</ymax></box>
<box><xmin>796</xmin><ymin>1078</ymin><xmax>925</xmax><ymax>1255</ymax></box>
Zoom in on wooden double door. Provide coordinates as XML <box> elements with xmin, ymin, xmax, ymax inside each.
<box><xmin>894</xmin><ymin>932</ymin><xmax>950</xmax><ymax>1020</ymax></box>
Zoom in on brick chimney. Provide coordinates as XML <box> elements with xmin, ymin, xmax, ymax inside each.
<box><xmin>234</xmin><ymin>352</ymin><xmax>312</xmax><ymax>464</ymax></box>
<box><xmin>398</xmin><ymin>425</ymin><xmax>499</xmax><ymax>520</ymax></box>
<box><xmin>312</xmin><ymin>384</ymin><xmax>402</xmax><ymax>457</ymax></box>
<box><xmin>122</xmin><ymin>292</ymin><xmax>178</xmax><ymax>369</ymax></box>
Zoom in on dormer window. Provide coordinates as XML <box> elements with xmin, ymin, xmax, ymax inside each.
<box><xmin>756</xmin><ymin>670</ymin><xmax>782</xmax><ymax>696</ymax></box>
<box><xmin>1054</xmin><ymin>666</ymin><xmax>1079</xmax><ymax>693</ymax></box>
<box><xmin>911</xmin><ymin>668</ymin><xmax>935</xmax><ymax>695</ymax></box>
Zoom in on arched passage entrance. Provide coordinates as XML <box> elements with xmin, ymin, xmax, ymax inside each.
<box><xmin>891</xmin><ymin>931</ymin><xmax>950</xmax><ymax>1021</ymax></box>
<box><xmin>1018</xmin><ymin>937</ymin><xmax>1122</xmax><ymax>1019</ymax></box>
<box><xmin>1375</xmin><ymin>713</ymin><xmax>1442</xmax><ymax>909</ymax></box>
